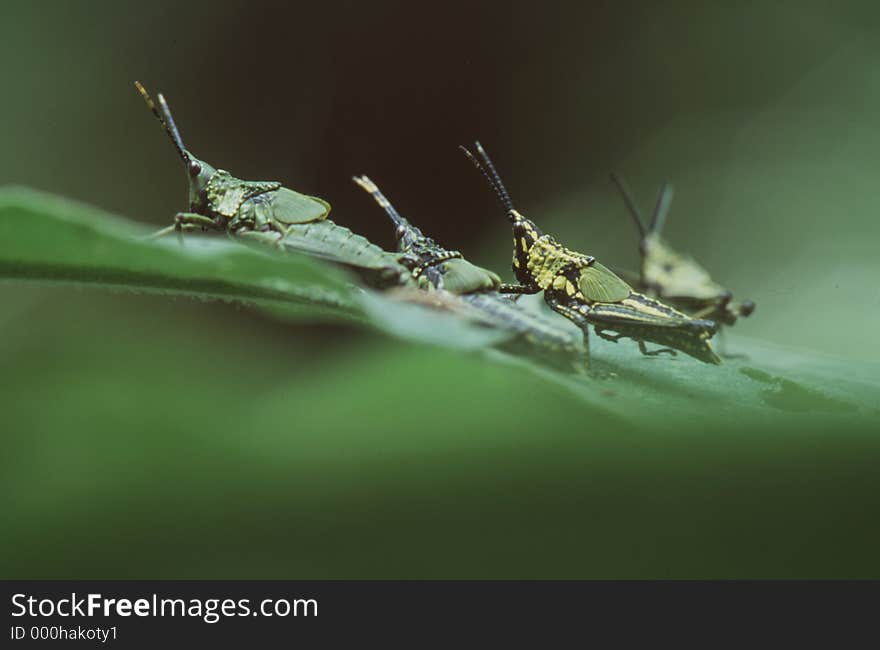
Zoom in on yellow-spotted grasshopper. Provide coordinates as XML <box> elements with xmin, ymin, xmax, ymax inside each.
<box><xmin>352</xmin><ymin>175</ymin><xmax>587</xmax><ymax>366</ymax></box>
<box><xmin>461</xmin><ymin>142</ymin><xmax>721</xmax><ymax>366</ymax></box>
<box><xmin>135</xmin><ymin>82</ymin><xmax>410</xmax><ymax>288</ymax></box>
<box><xmin>610</xmin><ymin>174</ymin><xmax>755</xmax><ymax>327</ymax></box>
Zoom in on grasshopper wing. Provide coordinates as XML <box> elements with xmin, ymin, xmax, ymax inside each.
<box><xmin>266</xmin><ymin>187</ymin><xmax>331</xmax><ymax>224</ymax></box>
<box><xmin>437</xmin><ymin>258</ymin><xmax>501</xmax><ymax>294</ymax></box>
<box><xmin>578</xmin><ymin>262</ymin><xmax>633</xmax><ymax>303</ymax></box>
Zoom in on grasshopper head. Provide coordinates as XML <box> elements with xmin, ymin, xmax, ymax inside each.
<box><xmin>708</xmin><ymin>292</ymin><xmax>755</xmax><ymax>326</ymax></box>
<box><xmin>388</xmin><ymin>210</ymin><xmax>429</xmax><ymax>253</ymax></box>
<box><xmin>135</xmin><ymin>81</ymin><xmax>218</xmax><ymax>215</ymax></box>
<box><xmin>460</xmin><ymin>142</ymin><xmax>543</xmax><ymax>284</ymax></box>
<box><xmin>182</xmin><ymin>153</ymin><xmax>217</xmax><ymax>213</ymax></box>
<box><xmin>611</xmin><ymin>173</ymin><xmax>676</xmax><ymax>261</ymax></box>
<box><xmin>394</xmin><ymin>224</ymin><xmax>448</xmax><ymax>272</ymax></box>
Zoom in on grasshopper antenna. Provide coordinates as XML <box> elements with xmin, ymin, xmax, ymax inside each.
<box><xmin>649</xmin><ymin>183</ymin><xmax>674</xmax><ymax>235</ymax></box>
<box><xmin>134</xmin><ymin>81</ymin><xmax>189</xmax><ymax>165</ymax></box>
<box><xmin>352</xmin><ymin>175</ymin><xmax>410</xmax><ymax>228</ymax></box>
<box><xmin>476</xmin><ymin>141</ymin><xmax>515</xmax><ymax>212</ymax></box>
<box><xmin>609</xmin><ymin>173</ymin><xmax>647</xmax><ymax>238</ymax></box>
<box><xmin>459</xmin><ymin>141</ymin><xmax>515</xmax><ymax>216</ymax></box>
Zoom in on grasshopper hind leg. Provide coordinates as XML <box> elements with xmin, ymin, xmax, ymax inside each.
<box><xmin>596</xmin><ymin>327</ymin><xmax>676</xmax><ymax>357</ymax></box>
<box><xmin>595</xmin><ymin>328</ymin><xmax>625</xmax><ymax>343</ymax></box>
<box><xmin>637</xmin><ymin>340</ymin><xmax>677</xmax><ymax>357</ymax></box>
<box><xmin>544</xmin><ymin>293</ymin><xmax>592</xmax><ymax>372</ymax></box>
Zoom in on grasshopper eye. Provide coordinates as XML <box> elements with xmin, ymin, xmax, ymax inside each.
<box><xmin>188</xmin><ymin>161</ymin><xmax>202</xmax><ymax>176</ymax></box>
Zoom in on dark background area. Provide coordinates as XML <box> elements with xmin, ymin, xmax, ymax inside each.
<box><xmin>2</xmin><ymin>2</ymin><xmax>879</xmax><ymax>579</ymax></box>
<box><xmin>2</xmin><ymin>1</ymin><xmax>878</xmax><ymax>357</ymax></box>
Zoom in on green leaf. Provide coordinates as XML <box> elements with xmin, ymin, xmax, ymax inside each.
<box><xmin>1</xmin><ymin>186</ymin><xmax>879</xmax><ymax>579</ymax></box>
<box><xmin>0</xmin><ymin>185</ymin><xmax>876</xmax><ymax>425</ymax></box>
<box><xmin>359</xmin><ymin>290</ymin><xmax>512</xmax><ymax>350</ymax></box>
<box><xmin>0</xmin><ymin>186</ymin><xmax>357</xmax><ymax>314</ymax></box>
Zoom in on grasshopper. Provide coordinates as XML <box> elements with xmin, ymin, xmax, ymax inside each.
<box><xmin>135</xmin><ymin>81</ymin><xmax>409</xmax><ymax>288</ymax></box>
<box><xmin>610</xmin><ymin>174</ymin><xmax>755</xmax><ymax>327</ymax></box>
<box><xmin>352</xmin><ymin>175</ymin><xmax>501</xmax><ymax>293</ymax></box>
<box><xmin>134</xmin><ymin>83</ymin><xmax>583</xmax><ymax>364</ymax></box>
<box><xmin>461</xmin><ymin>142</ymin><xmax>721</xmax><ymax>366</ymax></box>
<box><xmin>352</xmin><ymin>175</ymin><xmax>587</xmax><ymax>366</ymax></box>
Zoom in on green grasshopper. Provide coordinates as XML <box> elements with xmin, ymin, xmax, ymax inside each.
<box><xmin>352</xmin><ymin>175</ymin><xmax>501</xmax><ymax>293</ymax></box>
<box><xmin>610</xmin><ymin>173</ymin><xmax>755</xmax><ymax>327</ymax></box>
<box><xmin>135</xmin><ymin>81</ymin><xmax>410</xmax><ymax>288</ymax></box>
<box><xmin>352</xmin><ymin>175</ymin><xmax>587</xmax><ymax>365</ymax></box>
<box><xmin>461</xmin><ymin>142</ymin><xmax>721</xmax><ymax>366</ymax></box>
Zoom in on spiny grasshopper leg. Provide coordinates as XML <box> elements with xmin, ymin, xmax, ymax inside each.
<box><xmin>636</xmin><ymin>340</ymin><xmax>676</xmax><ymax>357</ymax></box>
<box><xmin>544</xmin><ymin>293</ymin><xmax>591</xmax><ymax>371</ymax></box>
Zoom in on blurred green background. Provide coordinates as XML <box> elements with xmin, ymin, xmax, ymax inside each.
<box><xmin>1</xmin><ymin>1</ymin><xmax>879</xmax><ymax>578</ymax></box>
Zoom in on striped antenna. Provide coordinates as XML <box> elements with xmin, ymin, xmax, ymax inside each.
<box><xmin>459</xmin><ymin>142</ymin><xmax>515</xmax><ymax>214</ymax></box>
<box><xmin>352</xmin><ymin>175</ymin><xmax>411</xmax><ymax>229</ymax></box>
<box><xmin>134</xmin><ymin>81</ymin><xmax>189</xmax><ymax>164</ymax></box>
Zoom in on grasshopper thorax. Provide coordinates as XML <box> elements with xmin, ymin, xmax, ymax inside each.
<box><xmin>400</xmin><ymin>235</ymin><xmax>462</xmax><ymax>275</ymax></box>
